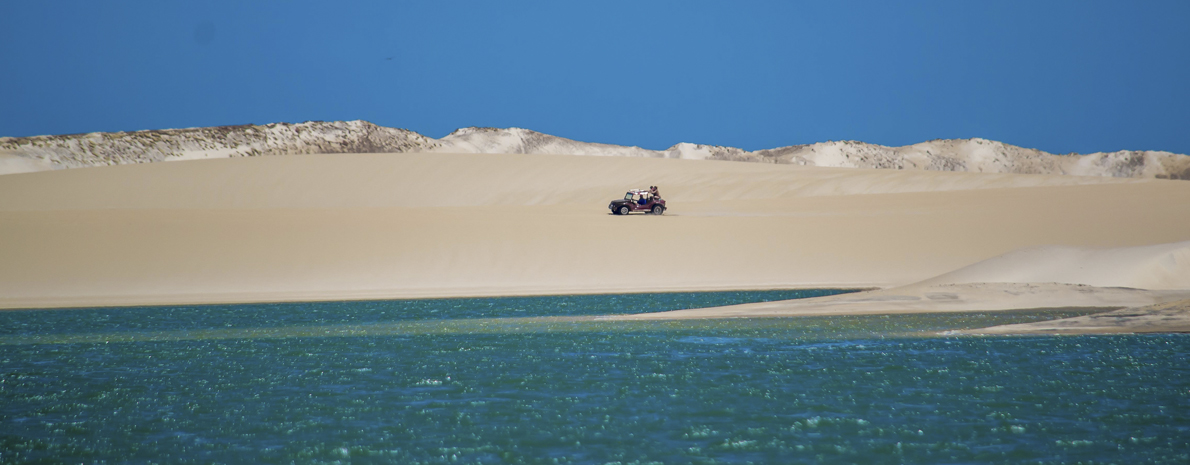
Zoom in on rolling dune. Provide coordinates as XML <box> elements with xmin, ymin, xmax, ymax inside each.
<box><xmin>1</xmin><ymin>152</ymin><xmax>1188</xmax><ymax>310</ymax></box>
<box><xmin>613</xmin><ymin>241</ymin><xmax>1190</xmax><ymax>321</ymax></box>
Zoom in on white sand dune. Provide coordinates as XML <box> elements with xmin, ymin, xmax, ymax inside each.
<box><xmin>961</xmin><ymin>299</ymin><xmax>1190</xmax><ymax>335</ymax></box>
<box><xmin>917</xmin><ymin>240</ymin><xmax>1190</xmax><ymax>290</ymax></box>
<box><xmin>1</xmin><ymin>152</ymin><xmax>1188</xmax><ymax>310</ymax></box>
<box><xmin>4</xmin><ymin>121</ymin><xmax>1188</xmax><ymax>179</ymax></box>
<box><xmin>614</xmin><ymin>241</ymin><xmax>1190</xmax><ymax>320</ymax></box>
<box><xmin>0</xmin><ymin>152</ymin><xmax>54</xmax><ymax>175</ymax></box>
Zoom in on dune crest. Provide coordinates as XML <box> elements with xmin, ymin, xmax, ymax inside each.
<box><xmin>2</xmin><ymin>121</ymin><xmax>1187</xmax><ymax>179</ymax></box>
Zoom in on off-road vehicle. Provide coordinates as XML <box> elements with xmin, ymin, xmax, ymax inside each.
<box><xmin>609</xmin><ymin>189</ymin><xmax>666</xmax><ymax>215</ymax></box>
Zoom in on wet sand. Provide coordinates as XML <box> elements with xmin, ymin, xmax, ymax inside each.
<box><xmin>961</xmin><ymin>299</ymin><xmax>1190</xmax><ymax>335</ymax></box>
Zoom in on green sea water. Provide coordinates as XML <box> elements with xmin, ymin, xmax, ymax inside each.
<box><xmin>2</xmin><ymin>290</ymin><xmax>1188</xmax><ymax>464</ymax></box>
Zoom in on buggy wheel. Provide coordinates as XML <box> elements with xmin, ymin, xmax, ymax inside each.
<box><xmin>651</xmin><ymin>205</ymin><xmax>664</xmax><ymax>215</ymax></box>
<box><xmin>618</xmin><ymin>206</ymin><xmax>630</xmax><ymax>215</ymax></box>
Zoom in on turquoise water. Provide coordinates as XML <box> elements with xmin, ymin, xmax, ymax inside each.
<box><xmin>2</xmin><ymin>291</ymin><xmax>1189</xmax><ymax>464</ymax></box>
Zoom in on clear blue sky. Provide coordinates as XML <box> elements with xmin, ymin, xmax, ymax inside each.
<box><xmin>2</xmin><ymin>1</ymin><xmax>1188</xmax><ymax>154</ymax></box>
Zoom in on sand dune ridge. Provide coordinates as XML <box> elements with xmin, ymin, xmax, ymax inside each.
<box><xmin>3</xmin><ymin>121</ymin><xmax>1187</xmax><ymax>179</ymax></box>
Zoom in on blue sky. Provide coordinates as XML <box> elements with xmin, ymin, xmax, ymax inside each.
<box><xmin>2</xmin><ymin>1</ymin><xmax>1188</xmax><ymax>154</ymax></box>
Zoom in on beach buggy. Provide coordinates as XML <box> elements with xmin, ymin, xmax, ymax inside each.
<box><xmin>609</xmin><ymin>188</ymin><xmax>666</xmax><ymax>215</ymax></box>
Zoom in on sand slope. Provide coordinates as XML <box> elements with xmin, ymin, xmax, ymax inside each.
<box><xmin>2</xmin><ymin>153</ymin><xmax>1189</xmax><ymax>309</ymax></box>
<box><xmin>962</xmin><ymin>299</ymin><xmax>1190</xmax><ymax>335</ymax></box>
<box><xmin>614</xmin><ymin>241</ymin><xmax>1190</xmax><ymax>320</ymax></box>
<box><xmin>0</xmin><ymin>151</ymin><xmax>1152</xmax><ymax>211</ymax></box>
<box><xmin>916</xmin><ymin>240</ymin><xmax>1190</xmax><ymax>290</ymax></box>
<box><xmin>609</xmin><ymin>282</ymin><xmax>1190</xmax><ymax>320</ymax></box>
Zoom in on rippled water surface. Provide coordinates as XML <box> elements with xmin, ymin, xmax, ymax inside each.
<box><xmin>2</xmin><ymin>291</ymin><xmax>1188</xmax><ymax>464</ymax></box>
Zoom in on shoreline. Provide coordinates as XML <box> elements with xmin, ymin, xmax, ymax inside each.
<box><xmin>958</xmin><ymin>299</ymin><xmax>1190</xmax><ymax>336</ymax></box>
<box><xmin>0</xmin><ymin>286</ymin><xmax>873</xmax><ymax>312</ymax></box>
<box><xmin>605</xmin><ymin>283</ymin><xmax>1190</xmax><ymax>320</ymax></box>
<box><xmin>4</xmin><ymin>284</ymin><xmax>1189</xmax><ymax>336</ymax></box>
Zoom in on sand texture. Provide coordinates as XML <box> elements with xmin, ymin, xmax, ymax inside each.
<box><xmin>608</xmin><ymin>283</ymin><xmax>1190</xmax><ymax>320</ymax></box>
<box><xmin>961</xmin><ymin>299</ymin><xmax>1190</xmax><ymax>335</ymax></box>
<box><xmin>2</xmin><ymin>152</ymin><xmax>1189</xmax><ymax>310</ymax></box>
<box><xmin>612</xmin><ymin>241</ymin><xmax>1190</xmax><ymax>320</ymax></box>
